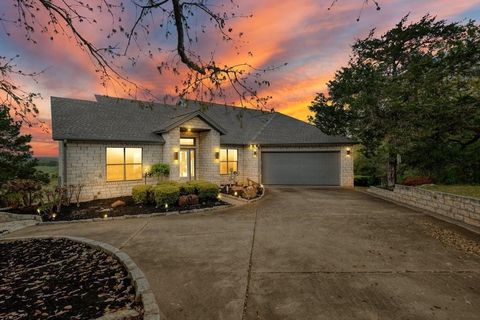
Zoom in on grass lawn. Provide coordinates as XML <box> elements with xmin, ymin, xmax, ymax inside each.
<box><xmin>35</xmin><ymin>165</ymin><xmax>58</xmax><ymax>188</ymax></box>
<box><xmin>420</xmin><ymin>185</ymin><xmax>480</xmax><ymax>199</ymax></box>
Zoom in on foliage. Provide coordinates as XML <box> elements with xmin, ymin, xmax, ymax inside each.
<box><xmin>157</xmin><ymin>180</ymin><xmax>180</xmax><ymax>187</ymax></box>
<box><xmin>179</xmin><ymin>181</ymin><xmax>196</xmax><ymax>195</ymax></box>
<box><xmin>0</xmin><ymin>106</ymin><xmax>48</xmax><ymax>185</ymax></box>
<box><xmin>149</xmin><ymin>163</ymin><xmax>170</xmax><ymax>181</ymax></box>
<box><xmin>132</xmin><ymin>185</ymin><xmax>153</xmax><ymax>204</ymax></box>
<box><xmin>183</xmin><ymin>180</ymin><xmax>219</xmax><ymax>201</ymax></box>
<box><xmin>354</xmin><ymin>175</ymin><xmax>375</xmax><ymax>187</ymax></box>
<box><xmin>153</xmin><ymin>184</ymin><xmax>180</xmax><ymax>207</ymax></box>
<box><xmin>3</xmin><ymin>179</ymin><xmax>43</xmax><ymax>207</ymax></box>
<box><xmin>402</xmin><ymin>176</ymin><xmax>433</xmax><ymax>186</ymax></box>
<box><xmin>309</xmin><ymin>15</ymin><xmax>480</xmax><ymax>184</ymax></box>
<box><xmin>419</xmin><ymin>185</ymin><xmax>480</xmax><ymax>199</ymax></box>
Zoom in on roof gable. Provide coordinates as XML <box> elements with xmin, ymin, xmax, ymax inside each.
<box><xmin>50</xmin><ymin>95</ymin><xmax>354</xmax><ymax>146</ymax></box>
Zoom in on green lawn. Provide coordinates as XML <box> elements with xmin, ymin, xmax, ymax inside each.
<box><xmin>35</xmin><ymin>165</ymin><xmax>59</xmax><ymax>188</ymax></box>
<box><xmin>420</xmin><ymin>185</ymin><xmax>480</xmax><ymax>199</ymax></box>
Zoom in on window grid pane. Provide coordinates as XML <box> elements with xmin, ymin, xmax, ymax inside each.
<box><xmin>125</xmin><ymin>148</ymin><xmax>142</xmax><ymax>164</ymax></box>
<box><xmin>106</xmin><ymin>164</ymin><xmax>125</xmax><ymax>181</ymax></box>
<box><xmin>106</xmin><ymin>148</ymin><xmax>124</xmax><ymax>165</ymax></box>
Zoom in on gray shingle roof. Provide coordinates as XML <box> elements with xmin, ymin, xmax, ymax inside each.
<box><xmin>51</xmin><ymin>95</ymin><xmax>353</xmax><ymax>146</ymax></box>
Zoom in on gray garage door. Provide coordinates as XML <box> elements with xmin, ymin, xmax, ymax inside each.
<box><xmin>261</xmin><ymin>152</ymin><xmax>340</xmax><ymax>185</ymax></box>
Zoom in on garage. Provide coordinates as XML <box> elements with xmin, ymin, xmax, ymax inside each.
<box><xmin>261</xmin><ymin>151</ymin><xmax>340</xmax><ymax>186</ymax></box>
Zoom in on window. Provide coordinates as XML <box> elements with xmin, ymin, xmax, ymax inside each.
<box><xmin>180</xmin><ymin>138</ymin><xmax>195</xmax><ymax>146</ymax></box>
<box><xmin>220</xmin><ymin>149</ymin><xmax>238</xmax><ymax>175</ymax></box>
<box><xmin>106</xmin><ymin>147</ymin><xmax>142</xmax><ymax>181</ymax></box>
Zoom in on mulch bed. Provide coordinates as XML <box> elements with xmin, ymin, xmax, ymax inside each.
<box><xmin>0</xmin><ymin>238</ymin><xmax>142</xmax><ymax>320</ymax></box>
<box><xmin>8</xmin><ymin>196</ymin><xmax>228</xmax><ymax>222</ymax></box>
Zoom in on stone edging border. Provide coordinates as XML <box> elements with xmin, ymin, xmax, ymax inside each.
<box><xmin>220</xmin><ymin>187</ymin><xmax>266</xmax><ymax>203</ymax></box>
<box><xmin>38</xmin><ymin>204</ymin><xmax>233</xmax><ymax>225</ymax></box>
<box><xmin>0</xmin><ymin>211</ymin><xmax>42</xmax><ymax>222</ymax></box>
<box><xmin>1</xmin><ymin>235</ymin><xmax>163</xmax><ymax>320</ymax></box>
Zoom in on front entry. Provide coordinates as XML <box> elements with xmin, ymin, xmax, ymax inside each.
<box><xmin>179</xmin><ymin>149</ymin><xmax>195</xmax><ymax>180</ymax></box>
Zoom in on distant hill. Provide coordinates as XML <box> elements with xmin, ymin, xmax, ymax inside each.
<box><xmin>36</xmin><ymin>157</ymin><xmax>58</xmax><ymax>166</ymax></box>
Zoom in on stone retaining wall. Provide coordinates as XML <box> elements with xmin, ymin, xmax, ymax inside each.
<box><xmin>368</xmin><ymin>185</ymin><xmax>480</xmax><ymax>228</ymax></box>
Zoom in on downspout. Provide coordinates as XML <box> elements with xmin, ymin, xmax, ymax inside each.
<box><xmin>63</xmin><ymin>139</ymin><xmax>67</xmax><ymax>186</ymax></box>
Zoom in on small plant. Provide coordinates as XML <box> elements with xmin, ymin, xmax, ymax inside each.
<box><xmin>153</xmin><ymin>184</ymin><xmax>180</xmax><ymax>207</ymax></box>
<box><xmin>3</xmin><ymin>179</ymin><xmax>43</xmax><ymax>207</ymax></box>
<box><xmin>149</xmin><ymin>163</ymin><xmax>170</xmax><ymax>182</ymax></box>
<box><xmin>132</xmin><ymin>185</ymin><xmax>153</xmax><ymax>204</ymax></box>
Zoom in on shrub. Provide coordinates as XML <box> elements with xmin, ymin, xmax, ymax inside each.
<box><xmin>182</xmin><ymin>180</ymin><xmax>219</xmax><ymax>201</ymax></box>
<box><xmin>132</xmin><ymin>185</ymin><xmax>153</xmax><ymax>204</ymax></box>
<box><xmin>402</xmin><ymin>176</ymin><xmax>433</xmax><ymax>186</ymax></box>
<box><xmin>3</xmin><ymin>179</ymin><xmax>43</xmax><ymax>207</ymax></box>
<box><xmin>354</xmin><ymin>175</ymin><xmax>380</xmax><ymax>187</ymax></box>
<box><xmin>157</xmin><ymin>180</ymin><xmax>180</xmax><ymax>187</ymax></box>
<box><xmin>149</xmin><ymin>163</ymin><xmax>170</xmax><ymax>181</ymax></box>
<box><xmin>179</xmin><ymin>181</ymin><xmax>197</xmax><ymax>195</ymax></box>
<box><xmin>153</xmin><ymin>184</ymin><xmax>180</xmax><ymax>206</ymax></box>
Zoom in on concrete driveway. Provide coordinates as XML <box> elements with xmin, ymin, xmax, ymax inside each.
<box><xmin>6</xmin><ymin>188</ymin><xmax>480</xmax><ymax>320</ymax></box>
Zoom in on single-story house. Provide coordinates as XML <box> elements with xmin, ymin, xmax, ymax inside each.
<box><xmin>51</xmin><ymin>95</ymin><xmax>354</xmax><ymax>201</ymax></box>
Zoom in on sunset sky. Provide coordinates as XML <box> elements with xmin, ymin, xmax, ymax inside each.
<box><xmin>1</xmin><ymin>0</ymin><xmax>480</xmax><ymax>156</ymax></box>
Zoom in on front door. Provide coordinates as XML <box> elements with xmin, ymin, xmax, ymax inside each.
<box><xmin>179</xmin><ymin>149</ymin><xmax>195</xmax><ymax>180</ymax></box>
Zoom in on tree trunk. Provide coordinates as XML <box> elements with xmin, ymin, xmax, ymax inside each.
<box><xmin>387</xmin><ymin>154</ymin><xmax>397</xmax><ymax>188</ymax></box>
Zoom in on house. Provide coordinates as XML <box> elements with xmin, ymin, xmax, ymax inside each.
<box><xmin>51</xmin><ymin>95</ymin><xmax>354</xmax><ymax>201</ymax></box>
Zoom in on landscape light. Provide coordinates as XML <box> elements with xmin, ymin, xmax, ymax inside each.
<box><xmin>52</xmin><ymin>213</ymin><xmax>57</xmax><ymax>219</ymax></box>
<box><xmin>103</xmin><ymin>213</ymin><xmax>108</xmax><ymax>219</ymax></box>
<box><xmin>165</xmin><ymin>203</ymin><xmax>169</xmax><ymax>209</ymax></box>
<box><xmin>234</xmin><ymin>191</ymin><xmax>238</xmax><ymax>196</ymax></box>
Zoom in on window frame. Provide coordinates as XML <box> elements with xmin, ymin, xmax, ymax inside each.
<box><xmin>180</xmin><ymin>137</ymin><xmax>196</xmax><ymax>146</ymax></box>
<box><xmin>219</xmin><ymin>148</ymin><xmax>238</xmax><ymax>175</ymax></box>
<box><xmin>106</xmin><ymin>147</ymin><xmax>143</xmax><ymax>182</ymax></box>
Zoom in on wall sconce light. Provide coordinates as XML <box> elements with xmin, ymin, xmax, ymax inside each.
<box><xmin>215</xmin><ymin>151</ymin><xmax>220</xmax><ymax>160</ymax></box>
<box><xmin>174</xmin><ymin>151</ymin><xmax>179</xmax><ymax>160</ymax></box>
<box><xmin>346</xmin><ymin>148</ymin><xmax>351</xmax><ymax>157</ymax></box>
<box><xmin>253</xmin><ymin>150</ymin><xmax>257</xmax><ymax>158</ymax></box>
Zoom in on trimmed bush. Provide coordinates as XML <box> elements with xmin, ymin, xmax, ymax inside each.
<box><xmin>402</xmin><ymin>176</ymin><xmax>433</xmax><ymax>186</ymax></box>
<box><xmin>157</xmin><ymin>180</ymin><xmax>180</xmax><ymax>187</ymax></box>
<box><xmin>182</xmin><ymin>180</ymin><xmax>219</xmax><ymax>201</ymax></box>
<box><xmin>132</xmin><ymin>185</ymin><xmax>153</xmax><ymax>204</ymax></box>
<box><xmin>149</xmin><ymin>163</ymin><xmax>170</xmax><ymax>181</ymax></box>
<box><xmin>153</xmin><ymin>184</ymin><xmax>180</xmax><ymax>206</ymax></box>
<box><xmin>179</xmin><ymin>181</ymin><xmax>197</xmax><ymax>195</ymax></box>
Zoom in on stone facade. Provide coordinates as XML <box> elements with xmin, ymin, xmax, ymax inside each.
<box><xmin>59</xmin><ymin>116</ymin><xmax>353</xmax><ymax>201</ymax></box>
<box><xmin>260</xmin><ymin>146</ymin><xmax>354</xmax><ymax>187</ymax></box>
<box><xmin>368</xmin><ymin>185</ymin><xmax>480</xmax><ymax>228</ymax></box>
<box><xmin>59</xmin><ymin>141</ymin><xmax>161</xmax><ymax>201</ymax></box>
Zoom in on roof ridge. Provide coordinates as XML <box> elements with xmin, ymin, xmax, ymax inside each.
<box><xmin>250</xmin><ymin>112</ymin><xmax>277</xmax><ymax>142</ymax></box>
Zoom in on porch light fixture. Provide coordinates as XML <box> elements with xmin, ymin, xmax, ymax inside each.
<box><xmin>346</xmin><ymin>148</ymin><xmax>351</xmax><ymax>157</ymax></box>
<box><xmin>174</xmin><ymin>151</ymin><xmax>179</xmax><ymax>161</ymax></box>
<box><xmin>215</xmin><ymin>151</ymin><xmax>220</xmax><ymax>160</ymax></box>
<box><xmin>187</xmin><ymin>127</ymin><xmax>192</xmax><ymax>132</ymax></box>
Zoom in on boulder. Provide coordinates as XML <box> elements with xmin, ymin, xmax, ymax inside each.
<box><xmin>111</xmin><ymin>200</ymin><xmax>126</xmax><ymax>208</ymax></box>
<box><xmin>178</xmin><ymin>194</ymin><xmax>199</xmax><ymax>207</ymax></box>
<box><xmin>243</xmin><ymin>186</ymin><xmax>258</xmax><ymax>199</ymax></box>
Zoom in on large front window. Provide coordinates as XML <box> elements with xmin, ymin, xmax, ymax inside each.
<box><xmin>220</xmin><ymin>148</ymin><xmax>238</xmax><ymax>175</ymax></box>
<box><xmin>106</xmin><ymin>147</ymin><xmax>142</xmax><ymax>181</ymax></box>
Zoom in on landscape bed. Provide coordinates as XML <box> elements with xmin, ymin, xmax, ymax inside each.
<box><xmin>0</xmin><ymin>238</ymin><xmax>142</xmax><ymax>320</ymax></box>
<box><xmin>7</xmin><ymin>196</ymin><xmax>228</xmax><ymax>222</ymax></box>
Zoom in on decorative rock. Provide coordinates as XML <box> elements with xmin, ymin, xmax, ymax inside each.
<box><xmin>243</xmin><ymin>186</ymin><xmax>258</xmax><ymax>200</ymax></box>
<box><xmin>178</xmin><ymin>194</ymin><xmax>199</xmax><ymax>207</ymax></box>
<box><xmin>110</xmin><ymin>200</ymin><xmax>126</xmax><ymax>209</ymax></box>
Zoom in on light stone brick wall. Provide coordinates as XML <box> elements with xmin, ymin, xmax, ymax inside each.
<box><xmin>260</xmin><ymin>146</ymin><xmax>354</xmax><ymax>187</ymax></box>
<box><xmin>219</xmin><ymin>145</ymin><xmax>260</xmax><ymax>185</ymax></box>
<box><xmin>61</xmin><ymin>141</ymin><xmax>162</xmax><ymax>201</ymax></box>
<box><xmin>368</xmin><ymin>185</ymin><xmax>480</xmax><ymax>228</ymax></box>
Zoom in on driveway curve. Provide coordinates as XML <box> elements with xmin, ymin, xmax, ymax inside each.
<box><xmin>6</xmin><ymin>188</ymin><xmax>480</xmax><ymax>320</ymax></box>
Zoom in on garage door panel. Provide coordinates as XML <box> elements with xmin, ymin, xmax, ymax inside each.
<box><xmin>261</xmin><ymin>152</ymin><xmax>340</xmax><ymax>185</ymax></box>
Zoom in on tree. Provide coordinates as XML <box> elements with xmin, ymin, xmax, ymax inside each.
<box><xmin>0</xmin><ymin>106</ymin><xmax>48</xmax><ymax>185</ymax></box>
<box><xmin>309</xmin><ymin>15</ymin><xmax>480</xmax><ymax>186</ymax></box>
<box><xmin>0</xmin><ymin>0</ymin><xmax>380</xmax><ymax>124</ymax></box>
